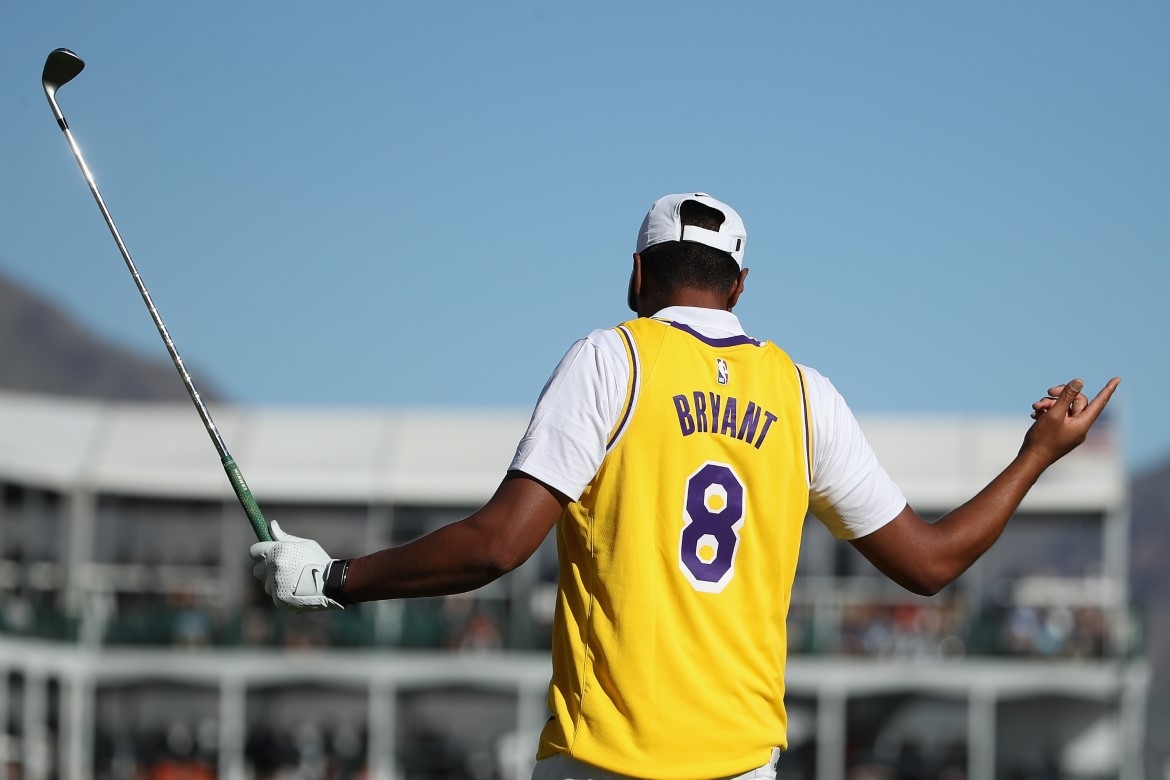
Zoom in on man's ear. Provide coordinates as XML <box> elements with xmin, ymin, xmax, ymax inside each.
<box><xmin>726</xmin><ymin>267</ymin><xmax>749</xmax><ymax>310</ymax></box>
<box><xmin>627</xmin><ymin>253</ymin><xmax>643</xmax><ymax>313</ymax></box>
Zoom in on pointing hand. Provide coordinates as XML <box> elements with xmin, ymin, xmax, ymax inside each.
<box><xmin>1022</xmin><ymin>377</ymin><xmax>1120</xmax><ymax>466</ymax></box>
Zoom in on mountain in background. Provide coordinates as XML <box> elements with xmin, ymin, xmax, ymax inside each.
<box><xmin>0</xmin><ymin>273</ymin><xmax>217</xmax><ymax>402</ymax></box>
<box><xmin>0</xmin><ymin>269</ymin><xmax>1167</xmax><ymax>773</ymax></box>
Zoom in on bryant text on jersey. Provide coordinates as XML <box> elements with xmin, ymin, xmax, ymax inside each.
<box><xmin>671</xmin><ymin>391</ymin><xmax>779</xmax><ymax>449</ymax></box>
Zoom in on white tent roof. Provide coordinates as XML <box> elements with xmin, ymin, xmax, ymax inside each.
<box><xmin>0</xmin><ymin>390</ymin><xmax>1124</xmax><ymax>510</ymax></box>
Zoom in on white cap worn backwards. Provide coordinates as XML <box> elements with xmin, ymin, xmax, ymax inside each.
<box><xmin>635</xmin><ymin>192</ymin><xmax>747</xmax><ymax>267</ymax></box>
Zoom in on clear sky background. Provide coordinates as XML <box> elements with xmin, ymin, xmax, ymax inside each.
<box><xmin>2</xmin><ymin>3</ymin><xmax>1167</xmax><ymax>471</ymax></box>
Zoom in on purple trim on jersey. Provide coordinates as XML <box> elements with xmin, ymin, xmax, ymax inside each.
<box><xmin>796</xmin><ymin>365</ymin><xmax>813</xmax><ymax>485</ymax></box>
<box><xmin>606</xmin><ymin>326</ymin><xmax>639</xmax><ymax>451</ymax></box>
<box><xmin>668</xmin><ymin>321</ymin><xmax>761</xmax><ymax>348</ymax></box>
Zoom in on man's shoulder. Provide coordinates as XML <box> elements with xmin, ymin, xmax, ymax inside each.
<box><xmin>794</xmin><ymin>362</ymin><xmax>827</xmax><ymax>384</ymax></box>
<box><xmin>551</xmin><ymin>327</ymin><xmax>633</xmax><ymax>375</ymax></box>
<box><xmin>580</xmin><ymin>325</ymin><xmax>629</xmax><ymax>350</ymax></box>
<box><xmin>793</xmin><ymin>363</ymin><xmax>841</xmax><ymax>396</ymax></box>
<box><xmin>791</xmin><ymin>364</ymin><xmax>859</xmax><ymax>428</ymax></box>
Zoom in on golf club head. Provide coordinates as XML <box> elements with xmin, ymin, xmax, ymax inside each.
<box><xmin>42</xmin><ymin>48</ymin><xmax>85</xmax><ymax>98</ymax></box>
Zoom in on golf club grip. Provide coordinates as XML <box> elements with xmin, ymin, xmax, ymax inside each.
<box><xmin>222</xmin><ymin>456</ymin><xmax>273</xmax><ymax>542</ymax></box>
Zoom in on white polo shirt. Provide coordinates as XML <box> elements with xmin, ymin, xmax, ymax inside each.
<box><xmin>509</xmin><ymin>306</ymin><xmax>906</xmax><ymax>540</ymax></box>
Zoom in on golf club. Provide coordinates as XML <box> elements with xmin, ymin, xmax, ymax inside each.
<box><xmin>42</xmin><ymin>47</ymin><xmax>273</xmax><ymax>542</ymax></box>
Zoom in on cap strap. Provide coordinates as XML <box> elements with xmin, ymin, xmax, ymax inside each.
<box><xmin>681</xmin><ymin>224</ymin><xmax>742</xmax><ymax>254</ymax></box>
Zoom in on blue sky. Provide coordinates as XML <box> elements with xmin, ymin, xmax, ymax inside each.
<box><xmin>2</xmin><ymin>2</ymin><xmax>1167</xmax><ymax>470</ymax></box>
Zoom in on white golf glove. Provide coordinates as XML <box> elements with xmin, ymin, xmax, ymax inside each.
<box><xmin>250</xmin><ymin>520</ymin><xmax>345</xmax><ymax>613</ymax></box>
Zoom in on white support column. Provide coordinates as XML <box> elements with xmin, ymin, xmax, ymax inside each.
<box><xmin>22</xmin><ymin>671</ymin><xmax>49</xmax><ymax>780</ymax></box>
<box><xmin>65</xmin><ymin>489</ymin><xmax>96</xmax><ymax>612</ymax></box>
<box><xmin>0</xmin><ymin>667</ymin><xmax>8</xmax><ymax>749</ymax></box>
<box><xmin>368</xmin><ymin>679</ymin><xmax>398</xmax><ymax>780</ymax></box>
<box><xmin>68</xmin><ymin>489</ymin><xmax>109</xmax><ymax>650</ymax></box>
<box><xmin>968</xmin><ymin>688</ymin><xmax>996</xmax><ymax>780</ymax></box>
<box><xmin>1119</xmin><ymin>661</ymin><xmax>1149</xmax><ymax>780</ymax></box>
<box><xmin>219</xmin><ymin>676</ymin><xmax>247</xmax><ymax>780</ymax></box>
<box><xmin>1102</xmin><ymin>501</ymin><xmax>1132</xmax><ymax>657</ymax></box>
<box><xmin>368</xmin><ymin>506</ymin><xmax>404</xmax><ymax>646</ymax></box>
<box><xmin>514</xmin><ymin>683</ymin><xmax>546</xmax><ymax>780</ymax></box>
<box><xmin>0</xmin><ymin>480</ymin><xmax>7</xmax><ymax>565</ymax></box>
<box><xmin>366</xmin><ymin>504</ymin><xmax>393</xmax><ymax>551</ymax></box>
<box><xmin>62</xmin><ymin>671</ymin><xmax>94</xmax><ymax>780</ymax></box>
<box><xmin>816</xmin><ymin>687</ymin><xmax>846</xmax><ymax>780</ymax></box>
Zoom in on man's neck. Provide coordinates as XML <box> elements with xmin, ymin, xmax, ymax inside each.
<box><xmin>638</xmin><ymin>292</ymin><xmax>732</xmax><ymax>319</ymax></box>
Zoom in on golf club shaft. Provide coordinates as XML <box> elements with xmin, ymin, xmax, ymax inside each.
<box><xmin>45</xmin><ymin>61</ymin><xmax>272</xmax><ymax>542</ymax></box>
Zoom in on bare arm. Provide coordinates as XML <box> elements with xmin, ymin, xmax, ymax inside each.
<box><xmin>339</xmin><ymin>471</ymin><xmax>566</xmax><ymax>602</ymax></box>
<box><xmin>849</xmin><ymin>377</ymin><xmax>1120</xmax><ymax>596</ymax></box>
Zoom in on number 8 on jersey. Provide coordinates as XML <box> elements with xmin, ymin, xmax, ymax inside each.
<box><xmin>680</xmin><ymin>461</ymin><xmax>746</xmax><ymax>593</ymax></box>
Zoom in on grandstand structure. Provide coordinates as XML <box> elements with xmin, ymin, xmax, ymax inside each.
<box><xmin>0</xmin><ymin>389</ymin><xmax>1149</xmax><ymax>780</ymax></box>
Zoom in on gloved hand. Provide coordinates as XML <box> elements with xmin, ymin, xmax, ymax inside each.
<box><xmin>250</xmin><ymin>520</ymin><xmax>345</xmax><ymax>612</ymax></box>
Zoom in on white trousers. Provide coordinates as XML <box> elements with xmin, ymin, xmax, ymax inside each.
<box><xmin>531</xmin><ymin>749</ymin><xmax>781</xmax><ymax>780</ymax></box>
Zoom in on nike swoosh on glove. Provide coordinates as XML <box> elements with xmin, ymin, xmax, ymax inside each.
<box><xmin>250</xmin><ymin>520</ymin><xmax>345</xmax><ymax>613</ymax></box>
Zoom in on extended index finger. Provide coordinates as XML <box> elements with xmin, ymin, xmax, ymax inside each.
<box><xmin>1078</xmin><ymin>377</ymin><xmax>1121</xmax><ymax>421</ymax></box>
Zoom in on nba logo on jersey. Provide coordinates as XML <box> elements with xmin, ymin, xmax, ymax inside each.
<box><xmin>716</xmin><ymin>358</ymin><xmax>729</xmax><ymax>385</ymax></box>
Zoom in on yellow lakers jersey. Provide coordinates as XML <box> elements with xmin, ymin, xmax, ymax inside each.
<box><xmin>537</xmin><ymin>317</ymin><xmax>814</xmax><ymax>779</ymax></box>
